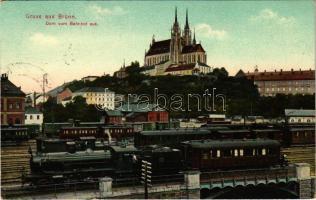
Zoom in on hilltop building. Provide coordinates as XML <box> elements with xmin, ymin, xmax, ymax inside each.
<box><xmin>141</xmin><ymin>8</ymin><xmax>212</xmax><ymax>76</ymax></box>
<box><xmin>236</xmin><ymin>68</ymin><xmax>315</xmax><ymax>96</ymax></box>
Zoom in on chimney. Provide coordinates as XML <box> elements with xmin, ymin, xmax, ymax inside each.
<box><xmin>1</xmin><ymin>73</ymin><xmax>8</xmax><ymax>80</ymax></box>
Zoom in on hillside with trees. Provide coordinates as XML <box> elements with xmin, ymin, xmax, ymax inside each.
<box><xmin>44</xmin><ymin>62</ymin><xmax>315</xmax><ymax>122</ymax></box>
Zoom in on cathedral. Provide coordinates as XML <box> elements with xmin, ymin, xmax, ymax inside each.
<box><xmin>142</xmin><ymin>8</ymin><xmax>212</xmax><ymax>76</ymax></box>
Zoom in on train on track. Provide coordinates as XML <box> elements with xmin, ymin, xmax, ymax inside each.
<box><xmin>23</xmin><ymin>137</ymin><xmax>285</xmax><ymax>186</ymax></box>
<box><xmin>135</xmin><ymin>124</ymin><xmax>315</xmax><ymax>147</ymax></box>
<box><xmin>1</xmin><ymin>124</ymin><xmax>40</xmax><ymax>145</ymax></box>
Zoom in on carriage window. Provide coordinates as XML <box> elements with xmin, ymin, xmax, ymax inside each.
<box><xmin>239</xmin><ymin>149</ymin><xmax>244</xmax><ymax>156</ymax></box>
<box><xmin>253</xmin><ymin>149</ymin><xmax>256</xmax><ymax>156</ymax></box>
<box><xmin>262</xmin><ymin>148</ymin><xmax>266</xmax><ymax>155</ymax></box>
<box><xmin>216</xmin><ymin>150</ymin><xmax>221</xmax><ymax>158</ymax></box>
<box><xmin>234</xmin><ymin>149</ymin><xmax>238</xmax><ymax>157</ymax></box>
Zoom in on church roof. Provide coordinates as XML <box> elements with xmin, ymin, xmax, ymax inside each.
<box><xmin>146</xmin><ymin>39</ymin><xmax>171</xmax><ymax>56</ymax></box>
<box><xmin>182</xmin><ymin>44</ymin><xmax>205</xmax><ymax>54</ymax></box>
<box><xmin>1</xmin><ymin>74</ymin><xmax>26</xmax><ymax>97</ymax></box>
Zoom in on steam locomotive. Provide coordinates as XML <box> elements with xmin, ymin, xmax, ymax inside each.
<box><xmin>23</xmin><ymin>137</ymin><xmax>284</xmax><ymax>186</ymax></box>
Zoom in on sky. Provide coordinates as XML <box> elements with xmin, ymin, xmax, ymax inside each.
<box><xmin>0</xmin><ymin>1</ymin><xmax>315</xmax><ymax>93</ymax></box>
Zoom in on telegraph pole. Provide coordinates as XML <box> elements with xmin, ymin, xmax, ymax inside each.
<box><xmin>141</xmin><ymin>160</ymin><xmax>152</xmax><ymax>199</ymax></box>
<box><xmin>42</xmin><ymin>73</ymin><xmax>48</xmax><ymax>135</ymax></box>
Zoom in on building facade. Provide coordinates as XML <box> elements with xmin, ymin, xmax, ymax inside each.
<box><xmin>239</xmin><ymin>68</ymin><xmax>315</xmax><ymax>96</ymax></box>
<box><xmin>72</xmin><ymin>87</ymin><xmax>115</xmax><ymax>110</ymax></box>
<box><xmin>1</xmin><ymin>74</ymin><xmax>26</xmax><ymax>125</ymax></box>
<box><xmin>285</xmin><ymin>109</ymin><xmax>315</xmax><ymax>124</ymax></box>
<box><xmin>25</xmin><ymin>107</ymin><xmax>43</xmax><ymax>128</ymax></box>
<box><xmin>142</xmin><ymin>9</ymin><xmax>212</xmax><ymax>76</ymax></box>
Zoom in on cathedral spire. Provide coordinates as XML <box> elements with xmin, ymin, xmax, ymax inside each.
<box><xmin>193</xmin><ymin>28</ymin><xmax>196</xmax><ymax>45</ymax></box>
<box><xmin>185</xmin><ymin>9</ymin><xmax>189</xmax><ymax>29</ymax></box>
<box><xmin>175</xmin><ymin>7</ymin><xmax>178</xmax><ymax>24</ymax></box>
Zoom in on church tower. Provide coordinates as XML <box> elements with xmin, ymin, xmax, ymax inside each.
<box><xmin>183</xmin><ymin>9</ymin><xmax>191</xmax><ymax>46</ymax></box>
<box><xmin>170</xmin><ymin>7</ymin><xmax>181</xmax><ymax>64</ymax></box>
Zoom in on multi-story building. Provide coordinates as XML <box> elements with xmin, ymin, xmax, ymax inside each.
<box><xmin>237</xmin><ymin>68</ymin><xmax>315</xmax><ymax>96</ymax></box>
<box><xmin>141</xmin><ymin>8</ymin><xmax>212</xmax><ymax>76</ymax></box>
<box><xmin>1</xmin><ymin>73</ymin><xmax>26</xmax><ymax>125</ymax></box>
<box><xmin>72</xmin><ymin>87</ymin><xmax>115</xmax><ymax>110</ymax></box>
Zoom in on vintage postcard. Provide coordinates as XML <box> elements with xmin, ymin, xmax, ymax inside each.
<box><xmin>0</xmin><ymin>1</ymin><xmax>315</xmax><ymax>199</ymax></box>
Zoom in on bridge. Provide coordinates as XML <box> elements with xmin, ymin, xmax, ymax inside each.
<box><xmin>100</xmin><ymin>163</ymin><xmax>316</xmax><ymax>199</ymax></box>
<box><xmin>2</xmin><ymin>163</ymin><xmax>315</xmax><ymax>199</ymax></box>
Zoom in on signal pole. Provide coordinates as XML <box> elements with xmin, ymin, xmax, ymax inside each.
<box><xmin>141</xmin><ymin>160</ymin><xmax>152</xmax><ymax>199</ymax></box>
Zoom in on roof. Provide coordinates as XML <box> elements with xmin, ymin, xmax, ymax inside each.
<box><xmin>246</xmin><ymin>69</ymin><xmax>315</xmax><ymax>81</ymax></box>
<box><xmin>285</xmin><ymin>109</ymin><xmax>315</xmax><ymax>117</ymax></box>
<box><xmin>74</xmin><ymin>87</ymin><xmax>113</xmax><ymax>93</ymax></box>
<box><xmin>182</xmin><ymin>139</ymin><xmax>280</xmax><ymax>149</ymax></box>
<box><xmin>25</xmin><ymin>107</ymin><xmax>42</xmax><ymax>114</ymax></box>
<box><xmin>1</xmin><ymin>74</ymin><xmax>26</xmax><ymax>97</ymax></box>
<box><xmin>146</xmin><ymin>39</ymin><xmax>171</xmax><ymax>56</ymax></box>
<box><xmin>140</xmin><ymin>129</ymin><xmax>210</xmax><ymax>136</ymax></box>
<box><xmin>105</xmin><ymin>110</ymin><xmax>123</xmax><ymax>117</ymax></box>
<box><xmin>182</xmin><ymin>44</ymin><xmax>205</xmax><ymax>54</ymax></box>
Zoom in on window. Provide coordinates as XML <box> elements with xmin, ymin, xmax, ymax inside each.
<box><xmin>25</xmin><ymin>115</ymin><xmax>27</xmax><ymax>119</ymax></box>
<box><xmin>16</xmin><ymin>103</ymin><xmax>20</xmax><ymax>109</ymax></box>
<box><xmin>30</xmin><ymin>115</ymin><xmax>33</xmax><ymax>120</ymax></box>
<box><xmin>239</xmin><ymin>149</ymin><xmax>244</xmax><ymax>156</ymax></box>
<box><xmin>9</xmin><ymin>104</ymin><xmax>13</xmax><ymax>109</ymax></box>
<box><xmin>253</xmin><ymin>149</ymin><xmax>256</xmax><ymax>156</ymax></box>
<box><xmin>234</xmin><ymin>149</ymin><xmax>238</xmax><ymax>157</ymax></box>
<box><xmin>262</xmin><ymin>148</ymin><xmax>266</xmax><ymax>155</ymax></box>
<box><xmin>37</xmin><ymin>115</ymin><xmax>40</xmax><ymax>120</ymax></box>
<box><xmin>304</xmin><ymin>132</ymin><xmax>308</xmax><ymax>137</ymax></box>
<box><xmin>216</xmin><ymin>150</ymin><xmax>221</xmax><ymax>158</ymax></box>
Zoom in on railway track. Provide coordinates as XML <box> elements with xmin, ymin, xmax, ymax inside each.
<box><xmin>1</xmin><ymin>140</ymin><xmax>36</xmax><ymax>188</ymax></box>
<box><xmin>281</xmin><ymin>146</ymin><xmax>315</xmax><ymax>176</ymax></box>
